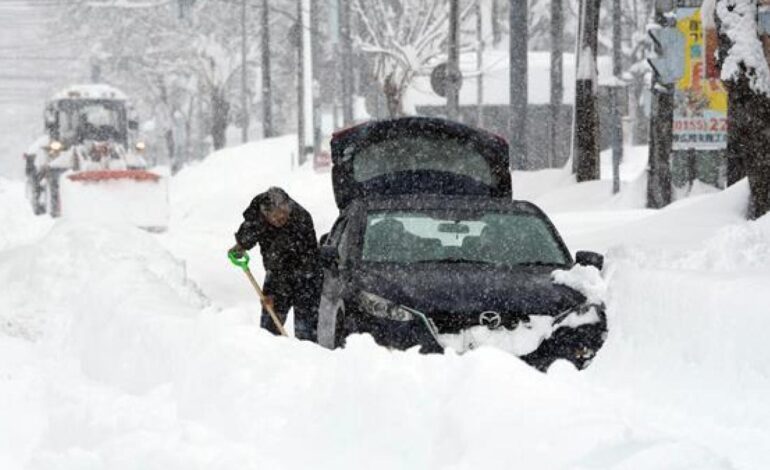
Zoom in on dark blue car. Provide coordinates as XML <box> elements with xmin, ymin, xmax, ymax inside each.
<box><xmin>317</xmin><ymin>117</ymin><xmax>607</xmax><ymax>370</ymax></box>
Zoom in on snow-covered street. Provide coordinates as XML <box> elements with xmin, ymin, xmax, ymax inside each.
<box><xmin>1</xmin><ymin>137</ymin><xmax>768</xmax><ymax>469</ymax></box>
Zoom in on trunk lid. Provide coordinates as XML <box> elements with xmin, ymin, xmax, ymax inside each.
<box><xmin>330</xmin><ymin>117</ymin><xmax>511</xmax><ymax>209</ymax></box>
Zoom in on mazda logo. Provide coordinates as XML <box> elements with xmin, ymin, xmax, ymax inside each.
<box><xmin>479</xmin><ymin>311</ymin><xmax>502</xmax><ymax>329</ymax></box>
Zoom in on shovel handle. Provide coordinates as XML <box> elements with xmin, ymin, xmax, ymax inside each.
<box><xmin>227</xmin><ymin>250</ymin><xmax>288</xmax><ymax>337</ymax></box>
<box><xmin>228</xmin><ymin>250</ymin><xmax>250</xmax><ymax>270</ymax></box>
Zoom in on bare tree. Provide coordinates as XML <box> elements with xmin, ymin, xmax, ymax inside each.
<box><xmin>351</xmin><ymin>0</ymin><xmax>477</xmax><ymax>117</ymax></box>
<box><xmin>59</xmin><ymin>0</ymin><xmax>300</xmax><ymax>158</ymax></box>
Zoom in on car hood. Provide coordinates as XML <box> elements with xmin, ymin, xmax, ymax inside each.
<box><xmin>357</xmin><ymin>264</ymin><xmax>587</xmax><ymax>333</ymax></box>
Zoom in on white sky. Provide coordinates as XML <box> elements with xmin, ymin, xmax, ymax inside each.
<box><xmin>0</xmin><ymin>0</ymin><xmax>89</xmax><ymax>178</ymax></box>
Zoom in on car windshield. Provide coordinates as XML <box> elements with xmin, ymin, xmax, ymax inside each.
<box><xmin>58</xmin><ymin>99</ymin><xmax>125</xmax><ymax>143</ymax></box>
<box><xmin>352</xmin><ymin>136</ymin><xmax>493</xmax><ymax>185</ymax></box>
<box><xmin>362</xmin><ymin>210</ymin><xmax>569</xmax><ymax>266</ymax></box>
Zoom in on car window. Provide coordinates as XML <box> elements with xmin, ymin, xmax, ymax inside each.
<box><xmin>352</xmin><ymin>136</ymin><xmax>493</xmax><ymax>185</ymax></box>
<box><xmin>361</xmin><ymin>210</ymin><xmax>568</xmax><ymax>266</ymax></box>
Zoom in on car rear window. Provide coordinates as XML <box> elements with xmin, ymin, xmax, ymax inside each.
<box><xmin>352</xmin><ymin>136</ymin><xmax>493</xmax><ymax>185</ymax></box>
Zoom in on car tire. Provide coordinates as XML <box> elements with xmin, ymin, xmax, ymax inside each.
<box><xmin>26</xmin><ymin>176</ymin><xmax>45</xmax><ymax>215</ymax></box>
<box><xmin>47</xmin><ymin>174</ymin><xmax>61</xmax><ymax>218</ymax></box>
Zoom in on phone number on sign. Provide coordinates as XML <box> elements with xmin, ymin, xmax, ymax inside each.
<box><xmin>673</xmin><ymin>118</ymin><xmax>728</xmax><ymax>133</ymax></box>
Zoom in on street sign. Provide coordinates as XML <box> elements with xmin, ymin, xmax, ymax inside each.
<box><xmin>648</xmin><ymin>26</ymin><xmax>686</xmax><ymax>84</ymax></box>
<box><xmin>430</xmin><ymin>62</ymin><xmax>463</xmax><ymax>97</ymax></box>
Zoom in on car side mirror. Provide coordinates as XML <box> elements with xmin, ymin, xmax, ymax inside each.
<box><xmin>575</xmin><ymin>251</ymin><xmax>604</xmax><ymax>271</ymax></box>
<box><xmin>319</xmin><ymin>233</ymin><xmax>329</xmax><ymax>246</ymax></box>
<box><xmin>128</xmin><ymin>119</ymin><xmax>139</xmax><ymax>131</ymax></box>
<box><xmin>320</xmin><ymin>245</ymin><xmax>339</xmax><ymax>270</ymax></box>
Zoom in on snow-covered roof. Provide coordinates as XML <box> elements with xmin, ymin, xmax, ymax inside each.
<box><xmin>50</xmin><ymin>84</ymin><xmax>128</xmax><ymax>102</ymax></box>
<box><xmin>405</xmin><ymin>50</ymin><xmax>615</xmax><ymax>108</ymax></box>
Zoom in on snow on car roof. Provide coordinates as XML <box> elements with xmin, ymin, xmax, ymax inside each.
<box><xmin>50</xmin><ymin>84</ymin><xmax>128</xmax><ymax>101</ymax></box>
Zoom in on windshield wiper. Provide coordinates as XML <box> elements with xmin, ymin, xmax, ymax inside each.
<box><xmin>514</xmin><ymin>261</ymin><xmax>566</xmax><ymax>267</ymax></box>
<box><xmin>414</xmin><ymin>258</ymin><xmax>494</xmax><ymax>265</ymax></box>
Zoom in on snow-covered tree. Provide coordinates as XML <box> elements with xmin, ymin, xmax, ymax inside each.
<box><xmin>57</xmin><ymin>0</ymin><xmax>298</xmax><ymax>164</ymax></box>
<box><xmin>712</xmin><ymin>0</ymin><xmax>770</xmax><ymax>218</ymax></box>
<box><xmin>351</xmin><ymin>0</ymin><xmax>478</xmax><ymax>117</ymax></box>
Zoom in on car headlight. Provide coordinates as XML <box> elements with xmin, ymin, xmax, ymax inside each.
<box><xmin>48</xmin><ymin>140</ymin><xmax>63</xmax><ymax>153</ymax></box>
<box><xmin>552</xmin><ymin>303</ymin><xmax>602</xmax><ymax>329</ymax></box>
<box><xmin>135</xmin><ymin>141</ymin><xmax>146</xmax><ymax>152</ymax></box>
<box><xmin>359</xmin><ymin>292</ymin><xmax>414</xmax><ymax>322</ymax></box>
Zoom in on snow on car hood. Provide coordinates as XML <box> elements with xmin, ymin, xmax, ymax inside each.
<box><xmin>551</xmin><ymin>264</ymin><xmax>607</xmax><ymax>304</ymax></box>
<box><xmin>358</xmin><ymin>263</ymin><xmax>587</xmax><ymax>319</ymax></box>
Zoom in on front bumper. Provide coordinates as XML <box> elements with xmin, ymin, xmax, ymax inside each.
<box><xmin>357</xmin><ymin>304</ymin><xmax>608</xmax><ymax>370</ymax></box>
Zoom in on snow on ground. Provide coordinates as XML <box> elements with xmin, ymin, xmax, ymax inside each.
<box><xmin>0</xmin><ymin>177</ymin><xmax>53</xmax><ymax>251</ymax></box>
<box><xmin>1</xmin><ymin>136</ymin><xmax>769</xmax><ymax>469</ymax></box>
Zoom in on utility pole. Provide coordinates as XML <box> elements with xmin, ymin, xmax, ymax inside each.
<box><xmin>301</xmin><ymin>0</ymin><xmax>313</xmax><ymax>163</ymax></box>
<box><xmin>447</xmin><ymin>0</ymin><xmax>461</xmax><ymax>120</ymax></box>
<box><xmin>572</xmin><ymin>0</ymin><xmax>601</xmax><ymax>181</ymax></box>
<box><xmin>261</xmin><ymin>0</ymin><xmax>273</xmax><ymax>138</ymax></box>
<box><xmin>510</xmin><ymin>0</ymin><xmax>528</xmax><ymax>170</ymax></box>
<box><xmin>311</xmin><ymin>0</ymin><xmax>322</xmax><ymax>158</ymax></box>
<box><xmin>240</xmin><ymin>0</ymin><xmax>249</xmax><ymax>143</ymax></box>
<box><xmin>610</xmin><ymin>0</ymin><xmax>623</xmax><ymax>193</ymax></box>
<box><xmin>476</xmin><ymin>2</ymin><xmax>484</xmax><ymax>127</ymax></box>
<box><xmin>339</xmin><ymin>0</ymin><xmax>354</xmax><ymax>125</ymax></box>
<box><xmin>549</xmin><ymin>0</ymin><xmax>563</xmax><ymax>168</ymax></box>
<box><xmin>297</xmin><ymin>0</ymin><xmax>305</xmax><ymax>166</ymax></box>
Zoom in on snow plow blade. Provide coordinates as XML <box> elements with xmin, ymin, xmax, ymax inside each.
<box><xmin>60</xmin><ymin>169</ymin><xmax>169</xmax><ymax>232</ymax></box>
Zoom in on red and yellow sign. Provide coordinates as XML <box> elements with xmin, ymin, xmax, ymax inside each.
<box><xmin>673</xmin><ymin>7</ymin><xmax>728</xmax><ymax>150</ymax></box>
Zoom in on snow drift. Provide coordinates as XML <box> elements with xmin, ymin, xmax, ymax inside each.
<box><xmin>1</xmin><ymin>136</ymin><xmax>769</xmax><ymax>469</ymax></box>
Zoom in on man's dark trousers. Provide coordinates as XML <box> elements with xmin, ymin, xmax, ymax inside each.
<box><xmin>262</xmin><ymin>269</ymin><xmax>322</xmax><ymax>341</ymax></box>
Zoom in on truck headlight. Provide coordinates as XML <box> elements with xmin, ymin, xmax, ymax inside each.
<box><xmin>48</xmin><ymin>140</ymin><xmax>63</xmax><ymax>153</ymax></box>
<box><xmin>135</xmin><ymin>141</ymin><xmax>146</xmax><ymax>152</ymax></box>
<box><xmin>359</xmin><ymin>292</ymin><xmax>414</xmax><ymax>322</ymax></box>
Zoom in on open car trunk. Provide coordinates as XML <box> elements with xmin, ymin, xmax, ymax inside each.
<box><xmin>330</xmin><ymin>117</ymin><xmax>511</xmax><ymax>209</ymax></box>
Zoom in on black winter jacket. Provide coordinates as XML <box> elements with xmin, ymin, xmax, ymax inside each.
<box><xmin>235</xmin><ymin>192</ymin><xmax>320</xmax><ymax>277</ymax></box>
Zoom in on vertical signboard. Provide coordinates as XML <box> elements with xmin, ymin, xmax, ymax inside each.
<box><xmin>672</xmin><ymin>5</ymin><xmax>728</xmax><ymax>150</ymax></box>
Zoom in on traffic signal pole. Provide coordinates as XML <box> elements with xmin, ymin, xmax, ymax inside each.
<box><xmin>646</xmin><ymin>1</ymin><xmax>681</xmax><ymax>208</ymax></box>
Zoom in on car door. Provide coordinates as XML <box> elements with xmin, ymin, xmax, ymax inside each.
<box><xmin>317</xmin><ymin>214</ymin><xmax>351</xmax><ymax>348</ymax></box>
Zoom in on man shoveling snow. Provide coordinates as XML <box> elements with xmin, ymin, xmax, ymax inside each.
<box><xmin>229</xmin><ymin>187</ymin><xmax>322</xmax><ymax>342</ymax></box>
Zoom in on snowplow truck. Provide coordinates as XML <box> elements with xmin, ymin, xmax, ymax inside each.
<box><xmin>24</xmin><ymin>84</ymin><xmax>168</xmax><ymax>231</ymax></box>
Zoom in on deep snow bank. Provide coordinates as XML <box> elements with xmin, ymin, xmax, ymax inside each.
<box><xmin>1</xmin><ymin>220</ymin><xmax>727</xmax><ymax>469</ymax></box>
<box><xmin>170</xmin><ymin>135</ymin><xmax>336</xmax><ymax>233</ymax></box>
<box><xmin>0</xmin><ymin>177</ymin><xmax>52</xmax><ymax>251</ymax></box>
<box><xmin>0</xmin><ymin>221</ymin><xmax>206</xmax><ymax>380</ymax></box>
<box><xmin>3</xmin><ymin>136</ymin><xmax>769</xmax><ymax>469</ymax></box>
